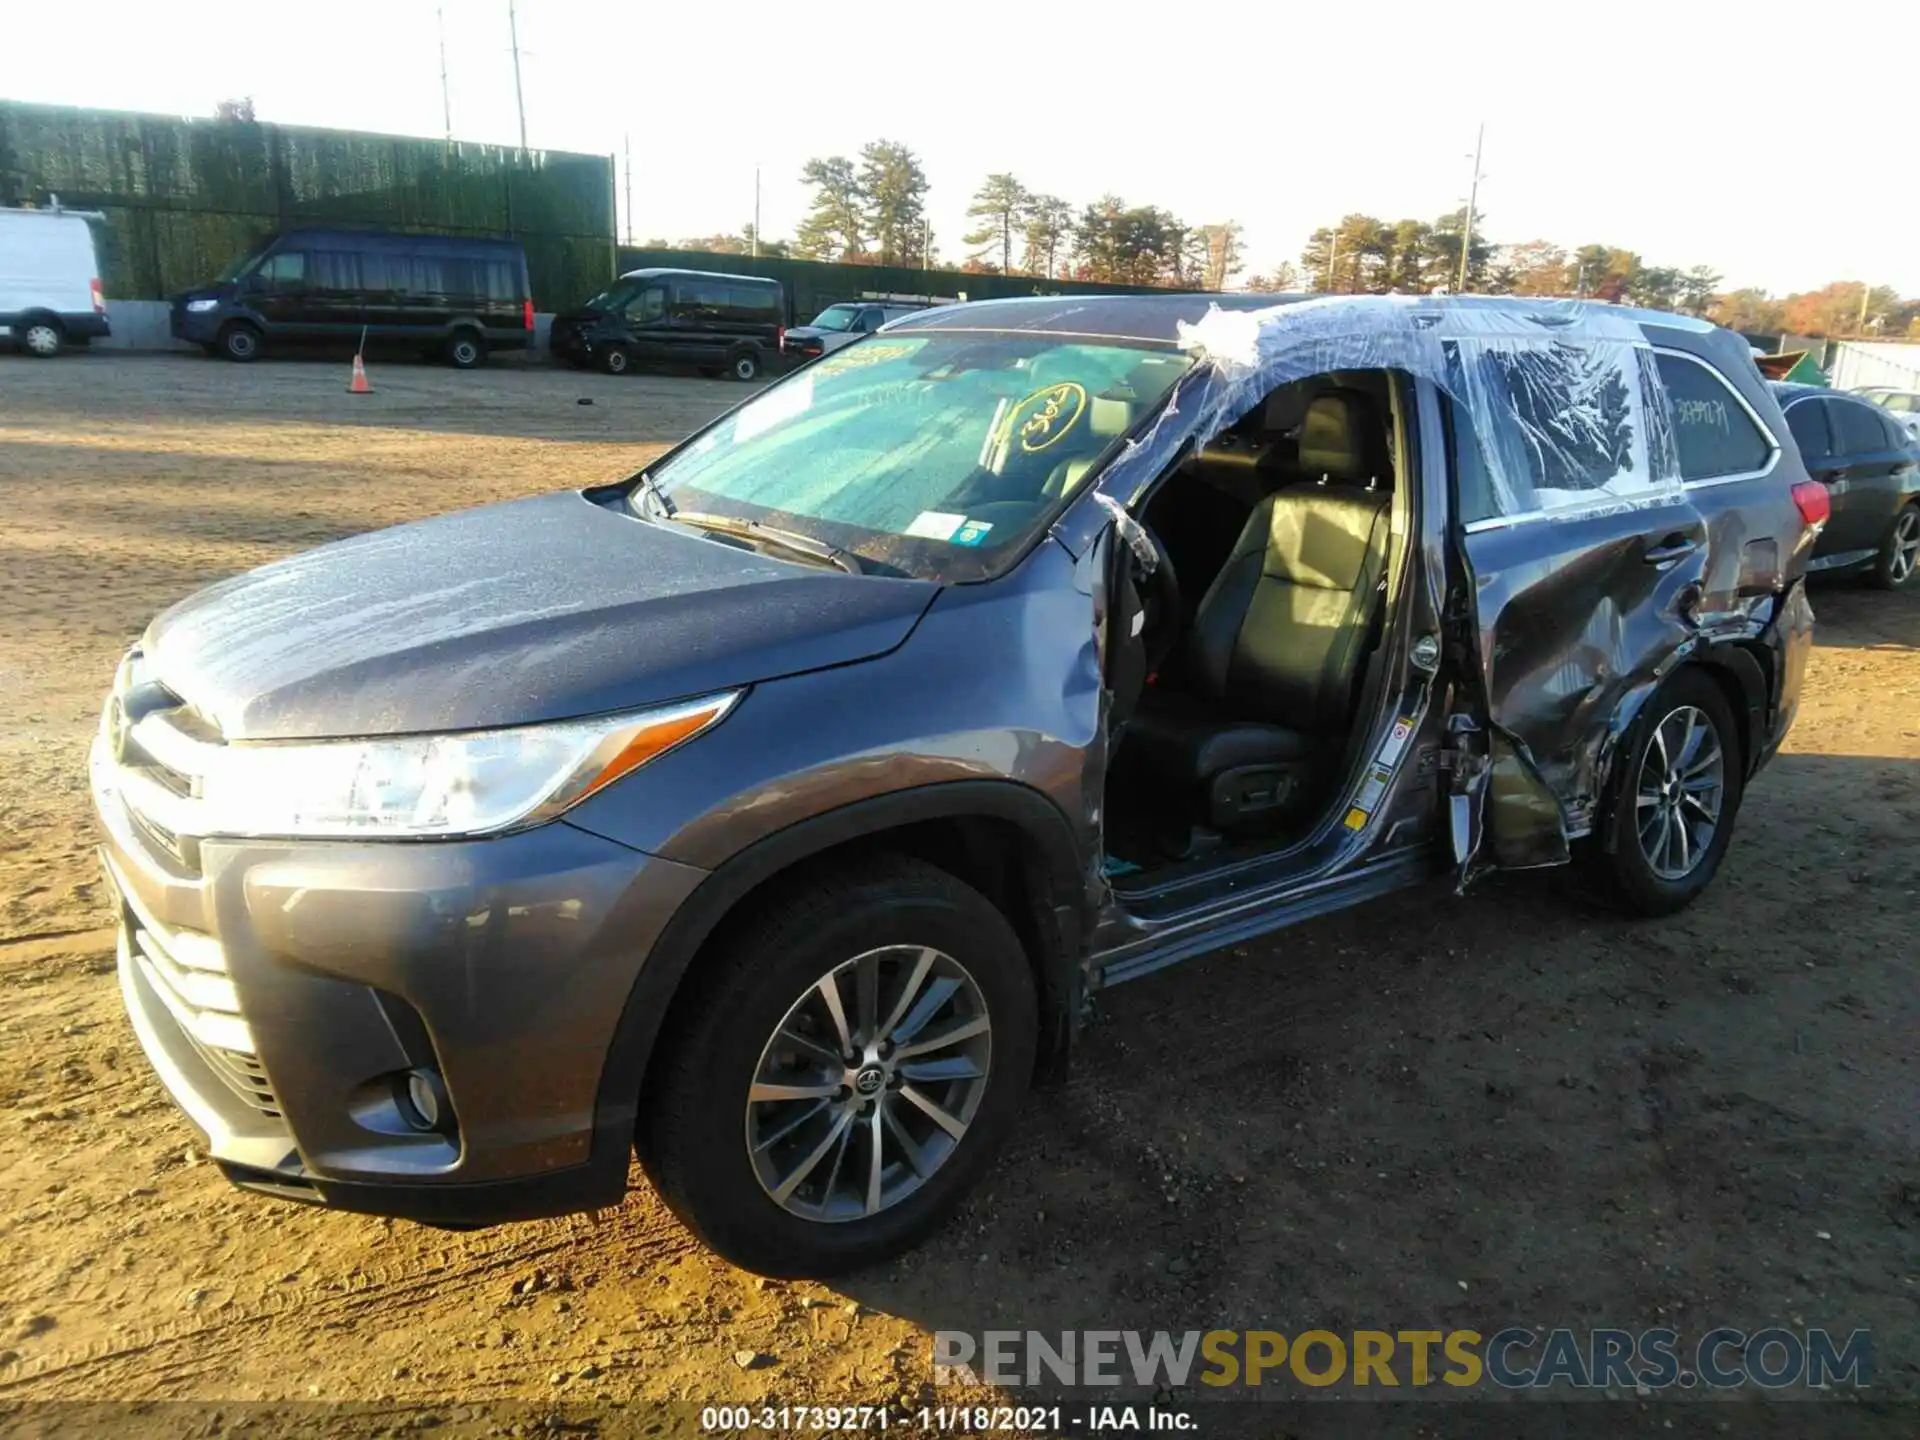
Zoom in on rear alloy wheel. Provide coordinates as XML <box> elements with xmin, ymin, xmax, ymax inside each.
<box><xmin>728</xmin><ymin>348</ymin><xmax>761</xmax><ymax>382</ymax></box>
<box><xmin>19</xmin><ymin>319</ymin><xmax>62</xmax><ymax>357</ymax></box>
<box><xmin>219</xmin><ymin>323</ymin><xmax>261</xmax><ymax>362</ymax></box>
<box><xmin>638</xmin><ymin>856</ymin><xmax>1035</xmax><ymax>1276</ymax></box>
<box><xmin>1577</xmin><ymin>669</ymin><xmax>1743</xmax><ymax>916</ymax></box>
<box><xmin>1870</xmin><ymin>504</ymin><xmax>1919</xmax><ymax>590</ymax></box>
<box><xmin>600</xmin><ymin>344</ymin><xmax>632</xmax><ymax>376</ymax></box>
<box><xmin>445</xmin><ymin>331</ymin><xmax>483</xmax><ymax>369</ymax></box>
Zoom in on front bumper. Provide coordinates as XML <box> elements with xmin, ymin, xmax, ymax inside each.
<box><xmin>169</xmin><ymin>307</ymin><xmax>226</xmax><ymax>343</ymax></box>
<box><xmin>91</xmin><ymin>732</ymin><xmax>705</xmax><ymax>1224</ymax></box>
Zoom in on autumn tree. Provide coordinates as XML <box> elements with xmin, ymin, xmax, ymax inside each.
<box><xmin>1197</xmin><ymin>222</ymin><xmax>1244</xmax><ymax>291</ymax></box>
<box><xmin>1708</xmin><ymin>288</ymin><xmax>1787</xmax><ymax>334</ymax></box>
<box><xmin>859</xmin><ymin>140</ymin><xmax>930</xmax><ymax>267</ymax></box>
<box><xmin>794</xmin><ymin>156</ymin><xmax>866</xmax><ymax>261</ymax></box>
<box><xmin>1675</xmin><ymin>265</ymin><xmax>1721</xmax><ymax>317</ymax></box>
<box><xmin>962</xmin><ymin>174</ymin><xmax>1032</xmax><ymax>274</ymax></box>
<box><xmin>1495</xmin><ymin>240</ymin><xmax>1571</xmax><ymax>296</ymax></box>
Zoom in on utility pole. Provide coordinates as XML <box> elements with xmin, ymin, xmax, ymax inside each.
<box><xmin>507</xmin><ymin>0</ymin><xmax>528</xmax><ymax>151</ymax></box>
<box><xmin>1325</xmin><ymin>230</ymin><xmax>1340</xmax><ymax>293</ymax></box>
<box><xmin>753</xmin><ymin>166</ymin><xmax>761</xmax><ymax>258</ymax></box>
<box><xmin>1457</xmin><ymin>122</ymin><xmax>1485</xmax><ymax>294</ymax></box>
<box><xmin>623</xmin><ymin>133</ymin><xmax>633</xmax><ymax>246</ymax></box>
<box><xmin>436</xmin><ymin>4</ymin><xmax>452</xmax><ymax>141</ymax></box>
<box><xmin>1856</xmin><ymin>282</ymin><xmax>1871</xmax><ymax>335</ymax></box>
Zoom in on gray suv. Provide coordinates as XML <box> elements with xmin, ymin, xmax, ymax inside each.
<box><xmin>92</xmin><ymin>295</ymin><xmax>1821</xmax><ymax>1276</ymax></box>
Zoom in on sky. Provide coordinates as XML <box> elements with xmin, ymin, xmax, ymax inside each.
<box><xmin>7</xmin><ymin>0</ymin><xmax>1917</xmax><ymax>296</ymax></box>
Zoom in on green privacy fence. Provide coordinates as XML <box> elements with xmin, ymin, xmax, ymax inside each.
<box><xmin>0</xmin><ymin>101</ymin><xmax>615</xmax><ymax>310</ymax></box>
<box><xmin>613</xmin><ymin>247</ymin><xmax>1195</xmax><ymax>328</ymax></box>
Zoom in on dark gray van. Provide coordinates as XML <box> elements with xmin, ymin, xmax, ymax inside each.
<box><xmin>92</xmin><ymin>294</ymin><xmax>1821</xmax><ymax>1277</ymax></box>
<box><xmin>550</xmin><ymin>267</ymin><xmax>785</xmax><ymax>380</ymax></box>
<box><xmin>171</xmin><ymin>229</ymin><xmax>534</xmax><ymax>366</ymax></box>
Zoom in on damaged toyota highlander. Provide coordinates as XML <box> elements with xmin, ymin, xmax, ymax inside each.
<box><xmin>92</xmin><ymin>294</ymin><xmax>1822</xmax><ymax>1276</ymax></box>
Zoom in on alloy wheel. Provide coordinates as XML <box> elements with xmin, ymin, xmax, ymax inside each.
<box><xmin>1890</xmin><ymin>509</ymin><xmax>1919</xmax><ymax>586</ymax></box>
<box><xmin>1635</xmin><ymin>704</ymin><xmax>1725</xmax><ymax>880</ymax></box>
<box><xmin>745</xmin><ymin>945</ymin><xmax>992</xmax><ymax>1223</ymax></box>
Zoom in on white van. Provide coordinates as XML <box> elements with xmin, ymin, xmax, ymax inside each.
<box><xmin>1</xmin><ymin>206</ymin><xmax>110</xmax><ymax>357</ymax></box>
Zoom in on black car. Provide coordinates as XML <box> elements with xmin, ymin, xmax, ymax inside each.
<box><xmin>94</xmin><ymin>295</ymin><xmax>1819</xmax><ymax>1277</ymax></box>
<box><xmin>1772</xmin><ymin>382</ymin><xmax>1920</xmax><ymax>588</ymax></box>
<box><xmin>171</xmin><ymin>229</ymin><xmax>534</xmax><ymax>367</ymax></box>
<box><xmin>550</xmin><ymin>268</ymin><xmax>785</xmax><ymax>380</ymax></box>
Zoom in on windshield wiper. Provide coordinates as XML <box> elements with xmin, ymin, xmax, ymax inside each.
<box><xmin>668</xmin><ymin>511</ymin><xmax>864</xmax><ymax>575</ymax></box>
<box><xmin>631</xmin><ymin>471</ymin><xmax>675</xmax><ymax>519</ymax></box>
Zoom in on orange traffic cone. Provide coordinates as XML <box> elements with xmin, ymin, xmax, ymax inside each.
<box><xmin>347</xmin><ymin>353</ymin><xmax>372</xmax><ymax>394</ymax></box>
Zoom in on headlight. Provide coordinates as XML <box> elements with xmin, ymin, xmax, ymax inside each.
<box><xmin>184</xmin><ymin>298</ymin><xmax>220</xmax><ymax>313</ymax></box>
<box><xmin>189</xmin><ymin>692</ymin><xmax>739</xmax><ymax>840</ymax></box>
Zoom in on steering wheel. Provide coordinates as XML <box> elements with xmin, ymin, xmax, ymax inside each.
<box><xmin>1132</xmin><ymin>521</ymin><xmax>1182</xmax><ymax>679</ymax></box>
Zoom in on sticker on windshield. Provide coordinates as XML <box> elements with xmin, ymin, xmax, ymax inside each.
<box><xmin>816</xmin><ymin>340</ymin><xmax>925</xmax><ymax>374</ymax></box>
<box><xmin>951</xmin><ymin>520</ymin><xmax>994</xmax><ymax>547</ymax></box>
<box><xmin>904</xmin><ymin>511</ymin><xmax>966</xmax><ymax>541</ymax></box>
<box><xmin>1009</xmin><ymin>382</ymin><xmax>1088</xmax><ymax>453</ymax></box>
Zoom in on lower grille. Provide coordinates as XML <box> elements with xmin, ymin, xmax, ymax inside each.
<box><xmin>108</xmin><ymin>857</ymin><xmax>284</xmax><ymax>1119</ymax></box>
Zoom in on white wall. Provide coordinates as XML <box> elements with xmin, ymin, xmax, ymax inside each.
<box><xmin>1830</xmin><ymin>341</ymin><xmax>1920</xmax><ymax>392</ymax></box>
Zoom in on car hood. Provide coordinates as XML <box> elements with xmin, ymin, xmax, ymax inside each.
<box><xmin>784</xmin><ymin>327</ymin><xmax>827</xmax><ymax>341</ymax></box>
<box><xmin>143</xmin><ymin>491</ymin><xmax>939</xmax><ymax>740</ymax></box>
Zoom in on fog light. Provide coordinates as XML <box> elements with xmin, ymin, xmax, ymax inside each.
<box><xmin>401</xmin><ymin>1068</ymin><xmax>449</xmax><ymax>1133</ymax></box>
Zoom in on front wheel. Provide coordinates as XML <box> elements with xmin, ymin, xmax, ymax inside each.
<box><xmin>638</xmin><ymin>856</ymin><xmax>1036</xmax><ymax>1276</ymax></box>
<box><xmin>1576</xmin><ymin>669</ymin><xmax>1743</xmax><ymax>916</ymax></box>
<box><xmin>600</xmin><ymin>344</ymin><xmax>632</xmax><ymax>376</ymax></box>
<box><xmin>219</xmin><ymin>323</ymin><xmax>261</xmax><ymax>362</ymax></box>
<box><xmin>1869</xmin><ymin>503</ymin><xmax>1919</xmax><ymax>591</ymax></box>
<box><xmin>727</xmin><ymin>348</ymin><xmax>762</xmax><ymax>382</ymax></box>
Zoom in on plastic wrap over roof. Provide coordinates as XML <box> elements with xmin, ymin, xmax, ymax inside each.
<box><xmin>1153</xmin><ymin>294</ymin><xmax>1687</xmax><ymax>524</ymax></box>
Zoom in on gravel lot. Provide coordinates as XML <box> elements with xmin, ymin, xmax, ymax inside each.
<box><xmin>1</xmin><ymin>352</ymin><xmax>1915</xmax><ymax>1430</ymax></box>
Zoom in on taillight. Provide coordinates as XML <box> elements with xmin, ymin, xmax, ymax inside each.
<box><xmin>777</xmin><ymin>325</ymin><xmax>786</xmax><ymax>349</ymax></box>
<box><xmin>90</xmin><ymin>278</ymin><xmax>105</xmax><ymax>314</ymax></box>
<box><xmin>523</xmin><ymin>299</ymin><xmax>535</xmax><ymax>331</ymax></box>
<box><xmin>1791</xmin><ymin>480</ymin><xmax>1830</xmax><ymax>529</ymax></box>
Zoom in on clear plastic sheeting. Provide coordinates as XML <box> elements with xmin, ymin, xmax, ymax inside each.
<box><xmin>1164</xmin><ymin>295</ymin><xmax>1685</xmax><ymax>524</ymax></box>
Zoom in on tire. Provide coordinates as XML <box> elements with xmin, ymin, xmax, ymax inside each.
<box><xmin>1576</xmin><ymin>669</ymin><xmax>1744</xmax><ymax>916</ymax></box>
<box><xmin>637</xmin><ymin>855</ymin><xmax>1037</xmax><ymax>1277</ymax></box>
<box><xmin>1867</xmin><ymin>503</ymin><xmax>1919</xmax><ymax>591</ymax></box>
<box><xmin>727</xmin><ymin>348</ymin><xmax>762</xmax><ymax>382</ymax></box>
<box><xmin>219</xmin><ymin>323</ymin><xmax>261</xmax><ymax>363</ymax></box>
<box><xmin>445</xmin><ymin>329</ymin><xmax>484</xmax><ymax>369</ymax></box>
<box><xmin>18</xmin><ymin>317</ymin><xmax>62</xmax><ymax>358</ymax></box>
<box><xmin>600</xmin><ymin>345</ymin><xmax>632</xmax><ymax>376</ymax></box>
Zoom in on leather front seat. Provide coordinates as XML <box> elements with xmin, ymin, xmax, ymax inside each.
<box><xmin>1125</xmin><ymin>392</ymin><xmax>1391</xmax><ymax>829</ymax></box>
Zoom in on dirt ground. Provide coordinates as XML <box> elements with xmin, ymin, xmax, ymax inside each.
<box><xmin>0</xmin><ymin>353</ymin><xmax>1914</xmax><ymax>1428</ymax></box>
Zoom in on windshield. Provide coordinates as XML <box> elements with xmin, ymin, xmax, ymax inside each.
<box><xmin>638</xmin><ymin>332</ymin><xmax>1193</xmax><ymax>582</ymax></box>
<box><xmin>216</xmin><ymin>245</ymin><xmax>268</xmax><ymax>283</ymax></box>
<box><xmin>809</xmin><ymin>305</ymin><xmax>862</xmax><ymax>333</ymax></box>
<box><xmin>582</xmin><ymin>280</ymin><xmax>642</xmax><ymax>311</ymax></box>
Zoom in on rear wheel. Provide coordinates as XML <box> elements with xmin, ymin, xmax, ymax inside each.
<box><xmin>1576</xmin><ymin>669</ymin><xmax>1743</xmax><ymax>916</ymax></box>
<box><xmin>445</xmin><ymin>329</ymin><xmax>484</xmax><ymax>369</ymax></box>
<box><xmin>637</xmin><ymin>855</ymin><xmax>1036</xmax><ymax>1276</ymax></box>
<box><xmin>727</xmin><ymin>347</ymin><xmax>761</xmax><ymax>382</ymax></box>
<box><xmin>600</xmin><ymin>344</ymin><xmax>632</xmax><ymax>376</ymax></box>
<box><xmin>18</xmin><ymin>317</ymin><xmax>63</xmax><ymax>357</ymax></box>
<box><xmin>1868</xmin><ymin>503</ymin><xmax>1919</xmax><ymax>590</ymax></box>
<box><xmin>219</xmin><ymin>322</ymin><xmax>261</xmax><ymax>362</ymax></box>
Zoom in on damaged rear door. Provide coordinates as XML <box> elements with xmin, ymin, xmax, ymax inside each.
<box><xmin>1438</xmin><ymin>336</ymin><xmax>1707</xmax><ymax>873</ymax></box>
